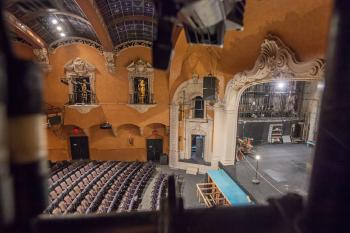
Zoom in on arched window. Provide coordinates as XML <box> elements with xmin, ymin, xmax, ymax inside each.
<box><xmin>194</xmin><ymin>96</ymin><xmax>204</xmax><ymax>118</ymax></box>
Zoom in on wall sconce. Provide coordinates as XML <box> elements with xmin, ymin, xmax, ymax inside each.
<box><xmin>128</xmin><ymin>135</ymin><xmax>134</xmax><ymax>146</ymax></box>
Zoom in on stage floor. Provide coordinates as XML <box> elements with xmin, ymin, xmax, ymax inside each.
<box><xmin>224</xmin><ymin>143</ymin><xmax>313</xmax><ymax>204</ymax></box>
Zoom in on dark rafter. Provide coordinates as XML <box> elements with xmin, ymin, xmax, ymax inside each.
<box><xmin>6</xmin><ymin>0</ymin><xmax>101</xmax><ymax>49</ymax></box>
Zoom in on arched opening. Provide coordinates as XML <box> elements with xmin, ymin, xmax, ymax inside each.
<box><xmin>193</xmin><ymin>96</ymin><xmax>204</xmax><ymax>118</ymax></box>
<box><xmin>232</xmin><ymin>79</ymin><xmax>323</xmax><ymax>200</ymax></box>
<box><xmin>219</xmin><ymin>35</ymin><xmax>325</xmax><ymax>202</ymax></box>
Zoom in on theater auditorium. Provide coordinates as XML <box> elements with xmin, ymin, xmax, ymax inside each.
<box><xmin>2</xmin><ymin>0</ymin><xmax>350</xmax><ymax>233</ymax></box>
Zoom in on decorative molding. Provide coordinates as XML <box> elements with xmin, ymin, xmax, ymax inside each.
<box><xmin>65</xmin><ymin>57</ymin><xmax>95</xmax><ymax>75</ymax></box>
<box><xmin>64</xmin><ymin>57</ymin><xmax>97</xmax><ymax>105</ymax></box>
<box><xmin>126</xmin><ymin>104</ymin><xmax>157</xmax><ymax>113</ymax></box>
<box><xmin>127</xmin><ymin>59</ymin><xmax>155</xmax><ymax>105</ymax></box>
<box><xmin>185</xmin><ymin>118</ymin><xmax>213</xmax><ymax>161</ymax></box>
<box><xmin>114</xmin><ymin>40</ymin><xmax>152</xmax><ymax>54</ymax></box>
<box><xmin>49</xmin><ymin>37</ymin><xmax>103</xmax><ymax>53</ymax></box>
<box><xmin>33</xmin><ymin>48</ymin><xmax>51</xmax><ymax>72</ymax></box>
<box><xmin>103</xmin><ymin>51</ymin><xmax>116</xmax><ymax>73</ymax></box>
<box><xmin>66</xmin><ymin>104</ymin><xmax>99</xmax><ymax>114</ymax></box>
<box><xmin>219</xmin><ymin>34</ymin><xmax>326</xmax><ymax>167</ymax></box>
<box><xmin>229</xmin><ymin>34</ymin><xmax>325</xmax><ymax>91</ymax></box>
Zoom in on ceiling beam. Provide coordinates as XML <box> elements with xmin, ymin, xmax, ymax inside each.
<box><xmin>22</xmin><ymin>9</ymin><xmax>92</xmax><ymax>26</ymax></box>
<box><xmin>75</xmin><ymin>0</ymin><xmax>113</xmax><ymax>51</ymax></box>
<box><xmin>5</xmin><ymin>12</ymin><xmax>46</xmax><ymax>48</ymax></box>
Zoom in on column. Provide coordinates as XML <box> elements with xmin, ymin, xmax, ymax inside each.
<box><xmin>212</xmin><ymin>103</ymin><xmax>225</xmax><ymax>167</ymax></box>
<box><xmin>219</xmin><ymin>108</ymin><xmax>238</xmax><ymax>166</ymax></box>
<box><xmin>307</xmin><ymin>84</ymin><xmax>323</xmax><ymax>142</ymax></box>
<box><xmin>169</xmin><ymin>104</ymin><xmax>179</xmax><ymax>168</ymax></box>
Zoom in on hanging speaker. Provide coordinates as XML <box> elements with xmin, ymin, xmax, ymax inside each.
<box><xmin>203</xmin><ymin>75</ymin><xmax>217</xmax><ymax>100</ymax></box>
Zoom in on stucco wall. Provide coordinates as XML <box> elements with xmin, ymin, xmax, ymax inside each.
<box><xmin>44</xmin><ymin>44</ymin><xmax>169</xmax><ymax>161</ymax></box>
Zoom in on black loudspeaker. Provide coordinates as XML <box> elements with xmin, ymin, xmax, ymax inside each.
<box><xmin>203</xmin><ymin>76</ymin><xmax>217</xmax><ymax>100</ymax></box>
<box><xmin>48</xmin><ymin>115</ymin><xmax>61</xmax><ymax>125</ymax></box>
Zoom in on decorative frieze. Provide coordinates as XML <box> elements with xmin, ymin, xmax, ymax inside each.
<box><xmin>126</xmin><ymin>104</ymin><xmax>157</xmax><ymax>113</ymax></box>
<box><xmin>33</xmin><ymin>48</ymin><xmax>51</xmax><ymax>72</ymax></box>
<box><xmin>114</xmin><ymin>40</ymin><xmax>152</xmax><ymax>54</ymax></box>
<box><xmin>221</xmin><ymin>34</ymin><xmax>326</xmax><ymax>166</ymax></box>
<box><xmin>228</xmin><ymin>34</ymin><xmax>325</xmax><ymax>91</ymax></box>
<box><xmin>103</xmin><ymin>51</ymin><xmax>116</xmax><ymax>73</ymax></box>
<box><xmin>64</xmin><ymin>58</ymin><xmax>97</xmax><ymax>106</ymax></box>
<box><xmin>49</xmin><ymin>37</ymin><xmax>103</xmax><ymax>53</ymax></box>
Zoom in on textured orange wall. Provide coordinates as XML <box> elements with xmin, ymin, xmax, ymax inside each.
<box><xmin>13</xmin><ymin>0</ymin><xmax>332</xmax><ymax>162</ymax></box>
<box><xmin>169</xmin><ymin>0</ymin><xmax>333</xmax><ymax>100</ymax></box>
<box><xmin>44</xmin><ymin>44</ymin><xmax>169</xmax><ymax>161</ymax></box>
<box><xmin>12</xmin><ymin>42</ymin><xmax>35</xmax><ymax>60</ymax></box>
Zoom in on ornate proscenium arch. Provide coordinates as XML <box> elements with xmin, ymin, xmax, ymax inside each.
<box><xmin>225</xmin><ymin>34</ymin><xmax>325</xmax><ymax>109</ymax></box>
<box><xmin>217</xmin><ymin>35</ymin><xmax>326</xmax><ymax>165</ymax></box>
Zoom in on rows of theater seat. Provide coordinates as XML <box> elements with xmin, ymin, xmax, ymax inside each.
<box><xmin>150</xmin><ymin>173</ymin><xmax>168</xmax><ymax>210</ymax></box>
<box><xmin>45</xmin><ymin>160</ymin><xmax>155</xmax><ymax>215</ymax></box>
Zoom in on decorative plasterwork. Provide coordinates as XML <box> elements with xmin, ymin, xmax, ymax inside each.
<box><xmin>127</xmin><ymin>58</ymin><xmax>153</xmax><ymax>73</ymax></box>
<box><xmin>114</xmin><ymin>40</ymin><xmax>152</xmax><ymax>54</ymax></box>
<box><xmin>66</xmin><ymin>104</ymin><xmax>99</xmax><ymax>114</ymax></box>
<box><xmin>218</xmin><ymin>35</ymin><xmax>327</xmax><ymax>167</ymax></box>
<box><xmin>49</xmin><ymin>37</ymin><xmax>103</xmax><ymax>53</ymax></box>
<box><xmin>228</xmin><ymin>34</ymin><xmax>325</xmax><ymax>91</ymax></box>
<box><xmin>33</xmin><ymin>48</ymin><xmax>51</xmax><ymax>72</ymax></box>
<box><xmin>65</xmin><ymin>57</ymin><xmax>96</xmax><ymax>75</ymax></box>
<box><xmin>103</xmin><ymin>51</ymin><xmax>116</xmax><ymax>73</ymax></box>
<box><xmin>224</xmin><ymin>34</ymin><xmax>326</xmax><ymax>110</ymax></box>
<box><xmin>126</xmin><ymin>104</ymin><xmax>157</xmax><ymax>113</ymax></box>
<box><xmin>184</xmin><ymin>119</ymin><xmax>213</xmax><ymax>162</ymax></box>
<box><xmin>127</xmin><ymin>58</ymin><xmax>155</xmax><ymax>106</ymax></box>
<box><xmin>173</xmin><ymin>77</ymin><xmax>203</xmax><ymax>105</ymax></box>
<box><xmin>64</xmin><ymin>58</ymin><xmax>97</xmax><ymax>105</ymax></box>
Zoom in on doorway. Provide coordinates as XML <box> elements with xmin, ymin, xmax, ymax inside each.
<box><xmin>70</xmin><ymin>136</ymin><xmax>90</xmax><ymax>160</ymax></box>
<box><xmin>191</xmin><ymin>135</ymin><xmax>205</xmax><ymax>162</ymax></box>
<box><xmin>147</xmin><ymin>139</ymin><xmax>163</xmax><ymax>162</ymax></box>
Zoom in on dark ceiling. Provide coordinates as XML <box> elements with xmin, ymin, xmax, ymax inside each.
<box><xmin>6</xmin><ymin>0</ymin><xmax>100</xmax><ymax>46</ymax></box>
<box><xmin>95</xmin><ymin>0</ymin><xmax>156</xmax><ymax>46</ymax></box>
<box><xmin>6</xmin><ymin>0</ymin><xmax>157</xmax><ymax>51</ymax></box>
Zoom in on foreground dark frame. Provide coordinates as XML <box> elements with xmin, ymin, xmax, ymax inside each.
<box><xmin>2</xmin><ymin>1</ymin><xmax>350</xmax><ymax>233</ymax></box>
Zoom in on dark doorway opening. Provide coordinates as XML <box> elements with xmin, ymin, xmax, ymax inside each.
<box><xmin>191</xmin><ymin>135</ymin><xmax>205</xmax><ymax>162</ymax></box>
<box><xmin>70</xmin><ymin>136</ymin><xmax>90</xmax><ymax>160</ymax></box>
<box><xmin>147</xmin><ymin>139</ymin><xmax>163</xmax><ymax>162</ymax></box>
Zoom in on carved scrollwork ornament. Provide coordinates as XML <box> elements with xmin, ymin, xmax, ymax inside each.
<box><xmin>103</xmin><ymin>51</ymin><xmax>116</xmax><ymax>73</ymax></box>
<box><xmin>229</xmin><ymin>34</ymin><xmax>326</xmax><ymax>91</ymax></box>
<box><xmin>33</xmin><ymin>48</ymin><xmax>51</xmax><ymax>72</ymax></box>
<box><xmin>114</xmin><ymin>40</ymin><xmax>152</xmax><ymax>54</ymax></box>
<box><xmin>49</xmin><ymin>37</ymin><xmax>103</xmax><ymax>53</ymax></box>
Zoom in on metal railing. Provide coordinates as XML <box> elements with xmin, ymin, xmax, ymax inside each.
<box><xmin>68</xmin><ymin>93</ymin><xmax>97</xmax><ymax>105</ymax></box>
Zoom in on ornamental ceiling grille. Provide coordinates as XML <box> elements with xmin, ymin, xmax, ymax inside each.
<box><xmin>94</xmin><ymin>0</ymin><xmax>157</xmax><ymax>47</ymax></box>
<box><xmin>6</xmin><ymin>0</ymin><xmax>100</xmax><ymax>46</ymax></box>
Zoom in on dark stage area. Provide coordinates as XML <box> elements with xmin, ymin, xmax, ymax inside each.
<box><xmin>224</xmin><ymin>143</ymin><xmax>313</xmax><ymax>203</ymax></box>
